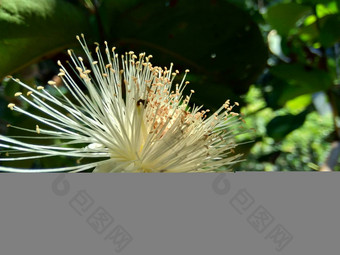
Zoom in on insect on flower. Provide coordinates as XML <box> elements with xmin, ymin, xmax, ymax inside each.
<box><xmin>0</xmin><ymin>34</ymin><xmax>244</xmax><ymax>172</ymax></box>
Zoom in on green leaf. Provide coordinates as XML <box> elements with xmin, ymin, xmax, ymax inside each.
<box><xmin>270</xmin><ymin>63</ymin><xmax>333</xmax><ymax>104</ymax></box>
<box><xmin>285</xmin><ymin>94</ymin><xmax>312</xmax><ymax>114</ymax></box>
<box><xmin>298</xmin><ymin>19</ymin><xmax>319</xmax><ymax>43</ymax></box>
<box><xmin>260</xmin><ymin>72</ymin><xmax>289</xmax><ymax>109</ymax></box>
<box><xmin>266</xmin><ymin>3</ymin><xmax>311</xmax><ymax>35</ymax></box>
<box><xmin>316</xmin><ymin>2</ymin><xmax>338</xmax><ymax>18</ymax></box>
<box><xmin>0</xmin><ymin>0</ymin><xmax>91</xmax><ymax>79</ymax></box>
<box><xmin>101</xmin><ymin>0</ymin><xmax>267</xmax><ymax>108</ymax></box>
<box><xmin>184</xmin><ymin>74</ymin><xmax>239</xmax><ymax>111</ymax></box>
<box><xmin>319</xmin><ymin>14</ymin><xmax>340</xmax><ymax>47</ymax></box>
<box><xmin>266</xmin><ymin>110</ymin><xmax>309</xmax><ymax>141</ymax></box>
<box><xmin>299</xmin><ymin>0</ymin><xmax>336</xmax><ymax>5</ymax></box>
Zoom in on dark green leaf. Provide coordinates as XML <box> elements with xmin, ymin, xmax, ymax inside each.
<box><xmin>266</xmin><ymin>3</ymin><xmax>311</xmax><ymax>35</ymax></box>
<box><xmin>101</xmin><ymin>0</ymin><xmax>267</xmax><ymax>108</ymax></box>
<box><xmin>266</xmin><ymin>110</ymin><xmax>309</xmax><ymax>141</ymax></box>
<box><xmin>270</xmin><ymin>63</ymin><xmax>333</xmax><ymax>104</ymax></box>
<box><xmin>183</xmin><ymin>74</ymin><xmax>239</xmax><ymax>111</ymax></box>
<box><xmin>319</xmin><ymin>14</ymin><xmax>340</xmax><ymax>47</ymax></box>
<box><xmin>0</xmin><ymin>0</ymin><xmax>91</xmax><ymax>79</ymax></box>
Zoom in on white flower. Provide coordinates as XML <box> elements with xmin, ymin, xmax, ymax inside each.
<box><xmin>0</xmin><ymin>34</ymin><xmax>243</xmax><ymax>172</ymax></box>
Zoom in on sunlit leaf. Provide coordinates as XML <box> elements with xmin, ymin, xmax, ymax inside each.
<box><xmin>0</xmin><ymin>0</ymin><xmax>91</xmax><ymax>79</ymax></box>
<box><xmin>285</xmin><ymin>94</ymin><xmax>312</xmax><ymax>114</ymax></box>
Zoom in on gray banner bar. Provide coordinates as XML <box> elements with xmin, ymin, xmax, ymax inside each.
<box><xmin>0</xmin><ymin>173</ymin><xmax>339</xmax><ymax>255</ymax></box>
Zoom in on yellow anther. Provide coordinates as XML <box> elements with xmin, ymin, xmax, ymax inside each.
<box><xmin>80</xmin><ymin>73</ymin><xmax>87</xmax><ymax>79</ymax></box>
<box><xmin>37</xmin><ymin>86</ymin><xmax>44</xmax><ymax>90</ymax></box>
<box><xmin>48</xmin><ymin>81</ymin><xmax>56</xmax><ymax>85</ymax></box>
<box><xmin>14</xmin><ymin>92</ymin><xmax>22</xmax><ymax>97</ymax></box>
<box><xmin>27</xmin><ymin>91</ymin><xmax>33</xmax><ymax>96</ymax></box>
<box><xmin>36</xmin><ymin>125</ymin><xmax>40</xmax><ymax>134</ymax></box>
<box><xmin>7</xmin><ymin>103</ymin><xmax>15</xmax><ymax>110</ymax></box>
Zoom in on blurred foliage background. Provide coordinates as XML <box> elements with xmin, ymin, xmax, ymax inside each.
<box><xmin>0</xmin><ymin>0</ymin><xmax>339</xmax><ymax>171</ymax></box>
